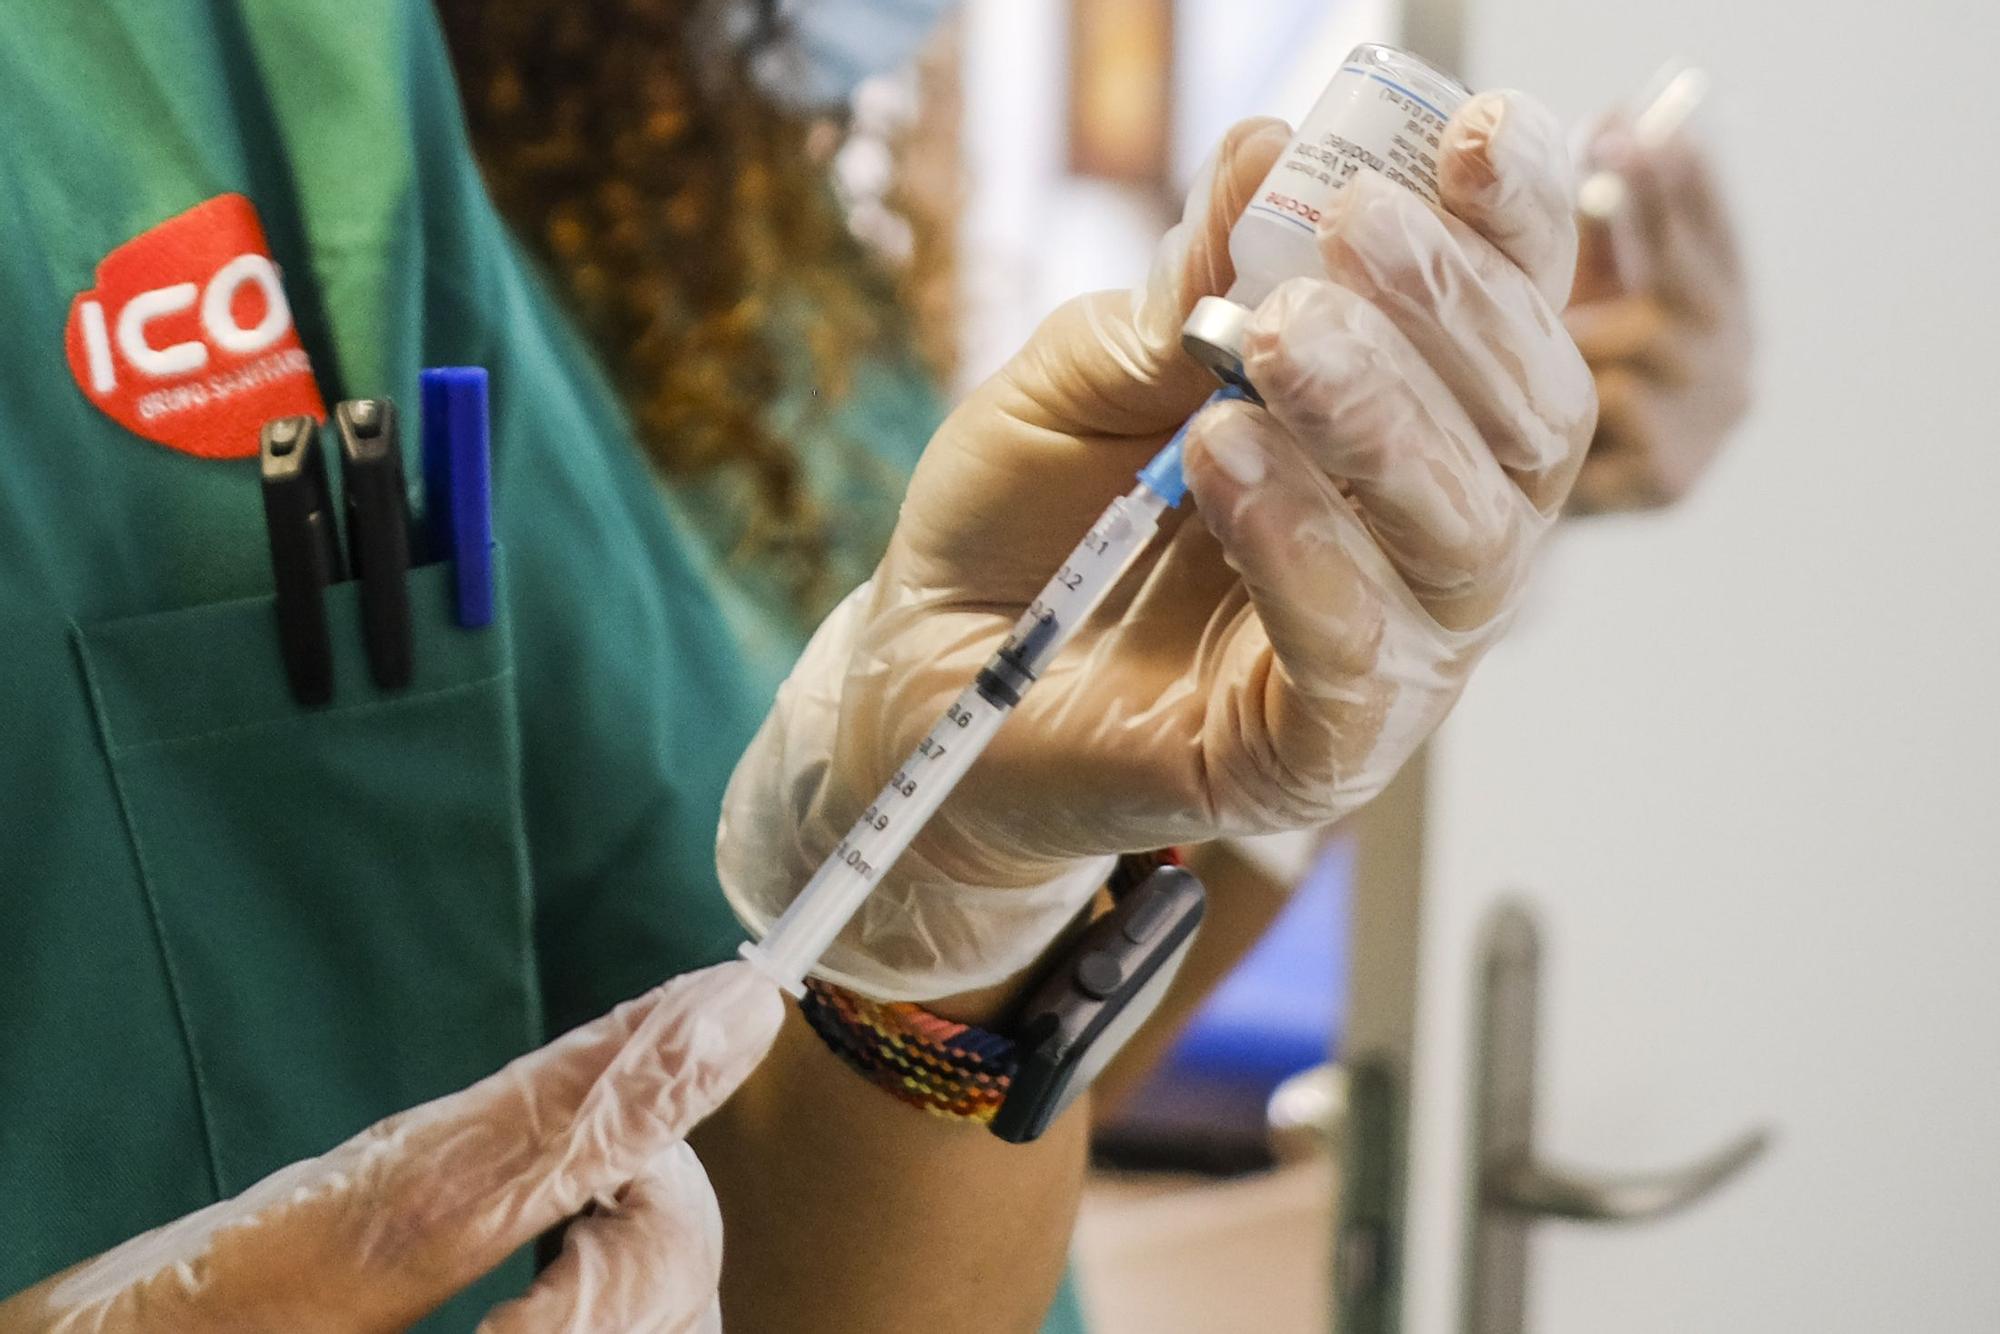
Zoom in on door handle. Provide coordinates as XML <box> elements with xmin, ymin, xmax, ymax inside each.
<box><xmin>1487</xmin><ymin>1127</ymin><xmax>1771</xmax><ymax>1224</ymax></box>
<box><xmin>1464</xmin><ymin>901</ymin><xmax>1772</xmax><ymax>1334</ymax></box>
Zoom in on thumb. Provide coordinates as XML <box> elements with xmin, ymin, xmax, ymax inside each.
<box><xmin>1571</xmin><ymin>203</ymin><xmax>1629</xmax><ymax>307</ymax></box>
<box><xmin>1571</xmin><ymin>115</ymin><xmax>1638</xmax><ymax>305</ymax></box>
<box><xmin>1133</xmin><ymin>116</ymin><xmax>1292</xmax><ymax>358</ymax></box>
<box><xmin>476</xmin><ymin>1144</ymin><xmax>725</xmax><ymax>1334</ymax></box>
<box><xmin>367</xmin><ymin>961</ymin><xmax>783</xmax><ymax>1293</ymax></box>
<box><xmin>994</xmin><ymin>117</ymin><xmax>1289</xmax><ymax>439</ymax></box>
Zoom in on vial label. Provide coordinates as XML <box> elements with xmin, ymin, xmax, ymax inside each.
<box><xmin>1247</xmin><ymin>63</ymin><xmax>1454</xmax><ymax>236</ymax></box>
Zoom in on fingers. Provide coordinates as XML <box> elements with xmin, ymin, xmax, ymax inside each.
<box><xmin>1570</xmin><ymin>205</ymin><xmax>1626</xmax><ymax>307</ymax></box>
<box><xmin>1630</xmin><ymin>134</ymin><xmax>1739</xmax><ymax>277</ymax></box>
<box><xmin>1240</xmin><ymin>280</ymin><xmax>1539</xmax><ymax>629</ymax></box>
<box><xmin>1437</xmin><ymin>90</ymin><xmax>1580</xmax><ymax>309</ymax></box>
<box><xmin>358</xmin><ymin>961</ymin><xmax>781</xmax><ymax>1297</ymax></box>
<box><xmin>1185</xmin><ymin>95</ymin><xmax>1594</xmax><ymax>641</ymax></box>
<box><xmin>1563</xmin><ymin>295</ymin><xmax>1696</xmax><ymax>383</ymax></box>
<box><xmin>1183</xmin><ymin>397</ymin><xmax>1490</xmax><ymax>829</ymax></box>
<box><xmin>1315</xmin><ymin>169</ymin><xmax>1598</xmax><ymax>510</ymax></box>
<box><xmin>1182</xmin><ymin>399</ymin><xmax>1391</xmax><ymax>698</ymax></box>
<box><xmin>0</xmin><ymin>966</ymin><xmax>781</xmax><ymax>1334</ymax></box>
<box><xmin>476</xmin><ymin>1144</ymin><xmax>724</xmax><ymax>1334</ymax></box>
<box><xmin>1568</xmin><ymin>364</ymin><xmax>1715</xmax><ymax>512</ymax></box>
<box><xmin>1594</xmin><ymin>129</ymin><xmax>1743</xmax><ymax>323</ymax></box>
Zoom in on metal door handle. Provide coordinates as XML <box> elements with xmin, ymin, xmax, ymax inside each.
<box><xmin>1487</xmin><ymin>1128</ymin><xmax>1771</xmax><ymax>1224</ymax></box>
<box><xmin>1463</xmin><ymin>901</ymin><xmax>1772</xmax><ymax>1334</ymax></box>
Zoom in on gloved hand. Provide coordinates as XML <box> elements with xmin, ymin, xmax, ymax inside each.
<box><xmin>0</xmin><ymin>963</ymin><xmax>781</xmax><ymax>1334</ymax></box>
<box><xmin>1565</xmin><ymin>118</ymin><xmax>1752</xmax><ymax>512</ymax></box>
<box><xmin>720</xmin><ymin>92</ymin><xmax>1597</xmax><ymax>1000</ymax></box>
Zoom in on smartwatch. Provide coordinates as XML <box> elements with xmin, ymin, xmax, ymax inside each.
<box><xmin>798</xmin><ymin>854</ymin><xmax>1206</xmax><ymax>1143</ymax></box>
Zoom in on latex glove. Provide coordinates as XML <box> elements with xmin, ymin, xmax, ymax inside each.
<box><xmin>1565</xmin><ymin>119</ymin><xmax>1752</xmax><ymax>512</ymax></box>
<box><xmin>720</xmin><ymin>92</ymin><xmax>1596</xmax><ymax>999</ymax></box>
<box><xmin>0</xmin><ymin>963</ymin><xmax>781</xmax><ymax>1334</ymax></box>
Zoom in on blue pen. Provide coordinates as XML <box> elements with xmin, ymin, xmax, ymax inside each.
<box><xmin>420</xmin><ymin>366</ymin><xmax>495</xmax><ymax>629</ymax></box>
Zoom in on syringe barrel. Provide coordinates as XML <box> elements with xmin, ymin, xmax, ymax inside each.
<box><xmin>743</xmin><ymin>682</ymin><xmax>1011</xmax><ymax>995</ymax></box>
<box><xmin>1183</xmin><ymin>43</ymin><xmax>1471</xmax><ymax>387</ymax></box>
<box><xmin>742</xmin><ymin>482</ymin><xmax>1174</xmax><ymax>995</ymax></box>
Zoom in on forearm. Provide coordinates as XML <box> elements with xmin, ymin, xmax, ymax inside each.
<box><xmin>693</xmin><ymin>998</ymin><xmax>1087</xmax><ymax>1333</ymax></box>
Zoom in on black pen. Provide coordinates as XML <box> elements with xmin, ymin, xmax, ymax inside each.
<box><xmin>335</xmin><ymin>399</ymin><xmax>414</xmax><ymax>691</ymax></box>
<box><xmin>260</xmin><ymin>415</ymin><xmax>344</xmax><ymax>707</ymax></box>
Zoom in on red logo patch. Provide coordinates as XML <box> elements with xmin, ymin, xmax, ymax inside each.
<box><xmin>65</xmin><ymin>194</ymin><xmax>325</xmax><ymax>460</ymax></box>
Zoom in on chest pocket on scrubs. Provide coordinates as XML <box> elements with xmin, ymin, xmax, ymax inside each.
<box><xmin>71</xmin><ymin>557</ymin><xmax>538</xmax><ymax>1196</ymax></box>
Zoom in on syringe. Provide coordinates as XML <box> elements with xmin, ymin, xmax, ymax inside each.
<box><xmin>1576</xmin><ymin>65</ymin><xmax>1711</xmax><ymax>222</ymax></box>
<box><xmin>741</xmin><ymin>43</ymin><xmax>1471</xmax><ymax>996</ymax></box>
<box><xmin>742</xmin><ymin>387</ymin><xmax>1246</xmax><ymax>994</ymax></box>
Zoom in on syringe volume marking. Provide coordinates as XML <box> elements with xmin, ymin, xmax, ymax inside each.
<box><xmin>1007</xmin><ymin>606</ymin><xmax>1063</xmax><ymax>671</ymax></box>
<box><xmin>838</xmin><ymin>843</ymin><xmax>874</xmax><ymax>878</ymax></box>
<box><xmin>744</xmin><ymin>481</ymin><xmax>1173</xmax><ymax>993</ymax></box>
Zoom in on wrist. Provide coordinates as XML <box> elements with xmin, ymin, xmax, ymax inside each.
<box><xmin>914</xmin><ymin>889</ymin><xmax>1107</xmax><ymax>1025</ymax></box>
<box><xmin>794</xmin><ymin>852</ymin><xmax>1200</xmax><ymax>1141</ymax></box>
<box><xmin>729</xmin><ymin>840</ymin><xmax>1118</xmax><ymax>1002</ymax></box>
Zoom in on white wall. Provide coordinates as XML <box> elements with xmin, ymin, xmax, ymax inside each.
<box><xmin>956</xmin><ymin>0</ymin><xmax>1390</xmax><ymax>389</ymax></box>
<box><xmin>1412</xmin><ymin>2</ymin><xmax>2000</xmax><ymax>1331</ymax></box>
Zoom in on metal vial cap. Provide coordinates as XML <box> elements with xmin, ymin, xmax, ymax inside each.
<box><xmin>1181</xmin><ymin>295</ymin><xmax>1254</xmax><ymax>390</ymax></box>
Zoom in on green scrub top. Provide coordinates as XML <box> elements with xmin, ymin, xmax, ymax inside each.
<box><xmin>0</xmin><ymin>3</ymin><xmax>1090</xmax><ymax>1331</ymax></box>
<box><xmin>1</xmin><ymin>1</ymin><xmax>754</xmax><ymax>1324</ymax></box>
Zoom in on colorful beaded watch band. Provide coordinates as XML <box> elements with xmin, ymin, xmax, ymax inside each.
<box><xmin>797</xmin><ymin>849</ymin><xmax>1183</xmax><ymax>1123</ymax></box>
<box><xmin>800</xmin><ymin>980</ymin><xmax>1019</xmax><ymax>1122</ymax></box>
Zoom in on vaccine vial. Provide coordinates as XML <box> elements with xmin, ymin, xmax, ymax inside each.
<box><xmin>1182</xmin><ymin>44</ymin><xmax>1472</xmax><ymax>387</ymax></box>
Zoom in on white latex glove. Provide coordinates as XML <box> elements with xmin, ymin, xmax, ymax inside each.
<box><xmin>721</xmin><ymin>92</ymin><xmax>1596</xmax><ymax>1000</ymax></box>
<box><xmin>0</xmin><ymin>963</ymin><xmax>781</xmax><ymax>1334</ymax></box>
<box><xmin>1566</xmin><ymin>117</ymin><xmax>1752</xmax><ymax>512</ymax></box>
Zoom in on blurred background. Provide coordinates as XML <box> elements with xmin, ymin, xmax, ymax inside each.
<box><xmin>820</xmin><ymin>0</ymin><xmax>2000</xmax><ymax>1330</ymax></box>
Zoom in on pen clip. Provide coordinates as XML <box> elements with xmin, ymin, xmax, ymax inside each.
<box><xmin>335</xmin><ymin>399</ymin><xmax>415</xmax><ymax>690</ymax></box>
<box><xmin>260</xmin><ymin>414</ymin><xmax>342</xmax><ymax>706</ymax></box>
